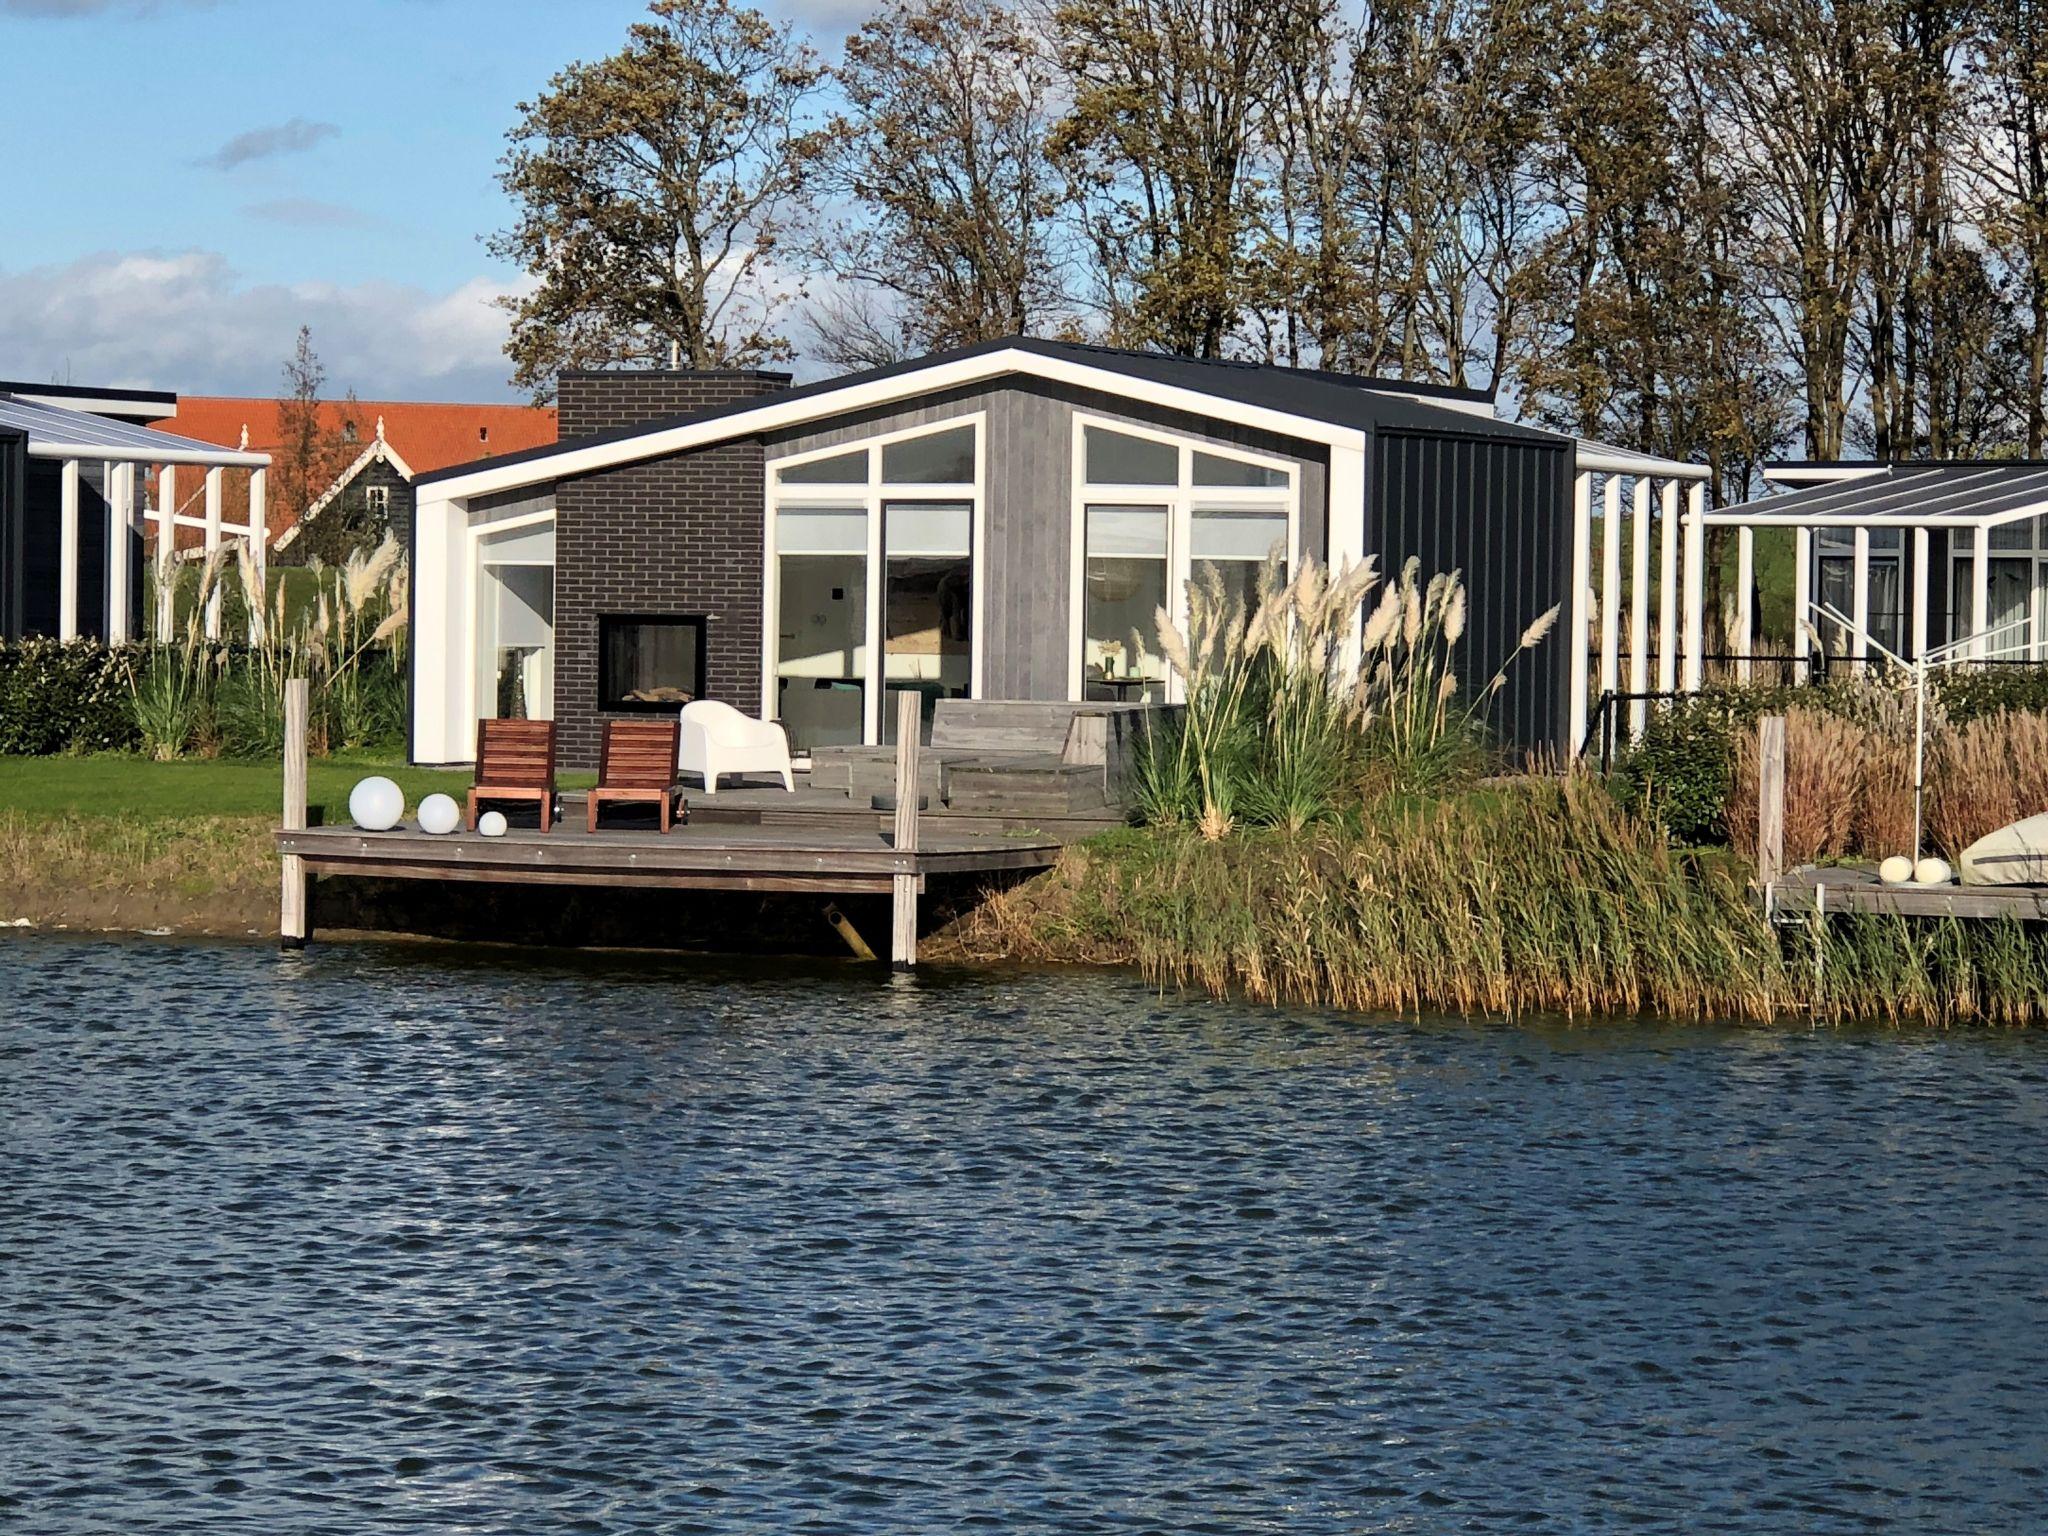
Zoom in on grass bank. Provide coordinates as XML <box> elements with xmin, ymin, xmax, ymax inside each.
<box><xmin>946</xmin><ymin>776</ymin><xmax>2048</xmax><ymax>1027</ymax></box>
<box><xmin>0</xmin><ymin>753</ymin><xmax>595</xmax><ymax>937</ymax></box>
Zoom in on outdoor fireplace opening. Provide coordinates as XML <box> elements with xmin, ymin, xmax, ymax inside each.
<box><xmin>599</xmin><ymin>614</ymin><xmax>708</xmax><ymax>711</ymax></box>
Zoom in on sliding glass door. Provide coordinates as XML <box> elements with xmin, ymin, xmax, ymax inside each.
<box><xmin>774</xmin><ymin>506</ymin><xmax>869</xmax><ymax>749</ymax></box>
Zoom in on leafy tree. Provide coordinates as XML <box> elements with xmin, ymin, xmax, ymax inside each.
<box><xmin>273</xmin><ymin>327</ymin><xmax>355</xmax><ymax>547</ymax></box>
<box><xmin>815</xmin><ymin>0</ymin><xmax>1068</xmax><ymax>363</ymax></box>
<box><xmin>490</xmin><ymin>0</ymin><xmax>829</xmax><ymax>398</ymax></box>
<box><xmin>1049</xmin><ymin>0</ymin><xmax>1281</xmax><ymax>355</ymax></box>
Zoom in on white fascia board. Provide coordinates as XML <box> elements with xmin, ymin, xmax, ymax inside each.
<box><xmin>1762</xmin><ymin>464</ymin><xmax>1888</xmax><ymax>486</ymax></box>
<box><xmin>9</xmin><ymin>389</ymin><xmax>175</xmax><ymax>421</ymax></box>
<box><xmin>26</xmin><ymin>438</ymin><xmax>271</xmax><ymax>469</ymax></box>
<box><xmin>1575</xmin><ymin>443</ymin><xmax>1709</xmax><ymax>479</ymax></box>
<box><xmin>425</xmin><ymin>347</ymin><xmax>1370</xmax><ymax>500</ymax></box>
<box><xmin>1702</xmin><ymin>499</ymin><xmax>2048</xmax><ymax>528</ymax></box>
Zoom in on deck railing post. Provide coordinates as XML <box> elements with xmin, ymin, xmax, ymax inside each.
<box><xmin>282</xmin><ymin>676</ymin><xmax>310</xmax><ymax>949</ymax></box>
<box><xmin>890</xmin><ymin>690</ymin><xmax>922</xmax><ymax>968</ymax></box>
<box><xmin>1758</xmin><ymin>714</ymin><xmax>1786</xmax><ymax>890</ymax></box>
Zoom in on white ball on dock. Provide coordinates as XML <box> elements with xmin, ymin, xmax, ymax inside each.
<box><xmin>417</xmin><ymin>793</ymin><xmax>460</xmax><ymax>835</ymax></box>
<box><xmin>1878</xmin><ymin>855</ymin><xmax>1915</xmax><ymax>885</ymax></box>
<box><xmin>477</xmin><ymin>810</ymin><xmax>509</xmax><ymax>838</ymax></box>
<box><xmin>348</xmin><ymin>776</ymin><xmax>404</xmax><ymax>832</ymax></box>
<box><xmin>1913</xmin><ymin>857</ymin><xmax>1953</xmax><ymax>886</ymax></box>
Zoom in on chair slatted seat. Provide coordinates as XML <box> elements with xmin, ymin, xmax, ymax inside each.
<box><xmin>589</xmin><ymin>719</ymin><xmax>685</xmax><ymax>832</ymax></box>
<box><xmin>468</xmin><ymin>718</ymin><xmax>558</xmax><ymax>833</ymax></box>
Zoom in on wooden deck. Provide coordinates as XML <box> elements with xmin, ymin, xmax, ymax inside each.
<box><xmin>276</xmin><ymin>817</ymin><xmax>1063</xmax><ymax>897</ymax></box>
<box><xmin>1767</xmin><ymin>866</ymin><xmax>2048</xmax><ymax>921</ymax></box>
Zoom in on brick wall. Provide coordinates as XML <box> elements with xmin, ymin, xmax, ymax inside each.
<box><xmin>556</xmin><ymin>368</ymin><xmax>792</xmax><ymax>439</ymax></box>
<box><xmin>552</xmin><ymin>369</ymin><xmax>790</xmax><ymax>769</ymax></box>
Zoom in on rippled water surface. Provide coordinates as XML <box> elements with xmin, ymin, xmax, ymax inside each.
<box><xmin>5</xmin><ymin>935</ymin><xmax>2048</xmax><ymax>1532</ymax></box>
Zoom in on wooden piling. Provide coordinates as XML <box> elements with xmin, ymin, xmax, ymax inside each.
<box><xmin>281</xmin><ymin>677</ymin><xmax>309</xmax><ymax>949</ymax></box>
<box><xmin>890</xmin><ymin>690</ymin><xmax>922</xmax><ymax>968</ymax></box>
<box><xmin>1757</xmin><ymin>713</ymin><xmax>1786</xmax><ymax>889</ymax></box>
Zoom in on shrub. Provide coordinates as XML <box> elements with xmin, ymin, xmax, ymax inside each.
<box><xmin>0</xmin><ymin>640</ymin><xmax>144</xmax><ymax>755</ymax></box>
<box><xmin>1615</xmin><ymin>686</ymin><xmax>1808</xmax><ymax>844</ymax></box>
<box><xmin>1932</xmin><ymin>666</ymin><xmax>2048</xmax><ymax>726</ymax></box>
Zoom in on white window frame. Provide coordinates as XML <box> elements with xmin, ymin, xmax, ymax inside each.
<box><xmin>1948</xmin><ymin>519</ymin><xmax>2048</xmax><ymax>657</ymax></box>
<box><xmin>469</xmin><ymin>506</ymin><xmax>556</xmax><ymax>730</ymax></box>
<box><xmin>763</xmin><ymin>414</ymin><xmax>986</xmax><ymax>741</ymax></box>
<box><xmin>1066</xmin><ymin>412</ymin><xmax>1300</xmax><ymax>701</ymax></box>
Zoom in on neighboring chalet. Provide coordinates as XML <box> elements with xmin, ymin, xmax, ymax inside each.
<box><xmin>149</xmin><ymin>396</ymin><xmax>556</xmax><ymax>558</ymax></box>
<box><xmin>408</xmin><ymin>339</ymin><xmax>1709</xmax><ymax>770</ymax></box>
<box><xmin>0</xmin><ymin>379</ymin><xmax>268</xmax><ymax>643</ymax></box>
<box><xmin>1704</xmin><ymin>460</ymin><xmax>2048</xmax><ymax>669</ymax></box>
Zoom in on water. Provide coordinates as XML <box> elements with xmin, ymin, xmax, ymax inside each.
<box><xmin>3</xmin><ymin>937</ymin><xmax>2046</xmax><ymax>1533</ymax></box>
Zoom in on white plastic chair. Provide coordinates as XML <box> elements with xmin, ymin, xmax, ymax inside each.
<box><xmin>678</xmin><ymin>699</ymin><xmax>795</xmax><ymax>793</ymax></box>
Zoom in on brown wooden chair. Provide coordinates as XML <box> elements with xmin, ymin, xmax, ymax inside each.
<box><xmin>468</xmin><ymin>718</ymin><xmax>557</xmax><ymax>833</ymax></box>
<box><xmin>588</xmin><ymin>719</ymin><xmax>685</xmax><ymax>833</ymax></box>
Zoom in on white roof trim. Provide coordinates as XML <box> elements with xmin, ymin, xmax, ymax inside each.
<box><xmin>1574</xmin><ymin>438</ymin><xmax>1710</xmax><ymax>480</ymax></box>
<box><xmin>1703</xmin><ymin>497</ymin><xmax>2048</xmax><ymax>529</ymax></box>
<box><xmin>274</xmin><ymin>438</ymin><xmax>415</xmax><ymax>551</ymax></box>
<box><xmin>1762</xmin><ymin>464</ymin><xmax>1889</xmax><ymax>487</ymax></box>
<box><xmin>420</xmin><ymin>346</ymin><xmax>1372</xmax><ymax>501</ymax></box>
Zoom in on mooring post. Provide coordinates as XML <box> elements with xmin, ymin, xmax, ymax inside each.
<box><xmin>281</xmin><ymin>676</ymin><xmax>309</xmax><ymax>949</ymax></box>
<box><xmin>890</xmin><ymin>689</ymin><xmax>921</xmax><ymax>968</ymax></box>
<box><xmin>1757</xmin><ymin>713</ymin><xmax>1786</xmax><ymax>890</ymax></box>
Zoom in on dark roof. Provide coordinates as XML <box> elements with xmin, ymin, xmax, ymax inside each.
<box><xmin>419</xmin><ymin>336</ymin><xmax>1566</xmax><ymax>488</ymax></box>
<box><xmin>0</xmin><ymin>377</ymin><xmax>178</xmax><ymax>406</ymax></box>
<box><xmin>1719</xmin><ymin>461</ymin><xmax>2048</xmax><ymax>523</ymax></box>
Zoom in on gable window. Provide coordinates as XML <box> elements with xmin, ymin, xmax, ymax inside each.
<box><xmin>768</xmin><ymin>417</ymin><xmax>983</xmax><ymax>746</ymax></box>
<box><xmin>1071</xmin><ymin>420</ymin><xmax>1298</xmax><ymax>702</ymax></box>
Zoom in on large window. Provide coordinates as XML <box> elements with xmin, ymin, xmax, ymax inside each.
<box><xmin>1072</xmin><ymin>419</ymin><xmax>1297</xmax><ymax>702</ymax></box>
<box><xmin>1950</xmin><ymin>520</ymin><xmax>2045</xmax><ymax>657</ymax></box>
<box><xmin>600</xmin><ymin>614</ymin><xmax>705</xmax><ymax>711</ymax></box>
<box><xmin>475</xmin><ymin>517</ymin><xmax>554</xmax><ymax>723</ymax></box>
<box><xmin>769</xmin><ymin>419</ymin><xmax>980</xmax><ymax>745</ymax></box>
<box><xmin>1813</xmin><ymin>528</ymin><xmax>1902</xmax><ymax>658</ymax></box>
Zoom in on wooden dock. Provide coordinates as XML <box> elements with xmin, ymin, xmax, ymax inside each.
<box><xmin>1766</xmin><ymin>866</ymin><xmax>2048</xmax><ymax>922</ymax></box>
<box><xmin>276</xmin><ymin>686</ymin><xmax>1080</xmax><ymax>965</ymax></box>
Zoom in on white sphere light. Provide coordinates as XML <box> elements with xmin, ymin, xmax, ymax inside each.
<box><xmin>1914</xmin><ymin>857</ymin><xmax>1953</xmax><ymax>886</ymax></box>
<box><xmin>1878</xmin><ymin>855</ymin><xmax>1915</xmax><ymax>885</ymax></box>
<box><xmin>417</xmin><ymin>793</ymin><xmax>460</xmax><ymax>835</ymax></box>
<box><xmin>348</xmin><ymin>776</ymin><xmax>405</xmax><ymax>832</ymax></box>
<box><xmin>478</xmin><ymin>810</ymin><xmax>509</xmax><ymax>838</ymax></box>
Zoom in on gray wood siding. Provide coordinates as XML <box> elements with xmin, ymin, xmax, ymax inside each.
<box><xmin>767</xmin><ymin>380</ymin><xmax>1331</xmax><ymax>701</ymax></box>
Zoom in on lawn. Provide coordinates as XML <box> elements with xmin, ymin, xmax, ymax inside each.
<box><xmin>0</xmin><ymin>751</ymin><xmax>595</xmax><ymax>824</ymax></box>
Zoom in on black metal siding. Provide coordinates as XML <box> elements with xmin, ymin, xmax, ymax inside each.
<box><xmin>1368</xmin><ymin>429</ymin><xmax>1574</xmax><ymax>755</ymax></box>
<box><xmin>0</xmin><ymin>429</ymin><xmax>23</xmax><ymax>641</ymax></box>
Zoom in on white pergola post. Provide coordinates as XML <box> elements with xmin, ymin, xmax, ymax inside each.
<box><xmin>58</xmin><ymin>458</ymin><xmax>80</xmax><ymax>642</ymax></box>
<box><xmin>1972</xmin><ymin>536</ymin><xmax>1990</xmax><ymax>658</ymax></box>
<box><xmin>1629</xmin><ymin>476</ymin><xmax>1652</xmax><ymax>736</ymax></box>
<box><xmin>1600</xmin><ymin>476</ymin><xmax>1622</xmax><ymax>702</ymax></box>
<box><xmin>1657</xmin><ymin>478</ymin><xmax>1679</xmax><ymax>692</ymax></box>
<box><xmin>155</xmin><ymin>463</ymin><xmax>177</xmax><ymax>638</ymax></box>
<box><xmin>1911</xmin><ymin>527</ymin><xmax>1929</xmax><ymax>660</ymax></box>
<box><xmin>107</xmin><ymin>462</ymin><xmax>133</xmax><ymax>644</ymax></box>
<box><xmin>1735</xmin><ymin>526</ymin><xmax>1755</xmax><ymax>683</ymax></box>
<box><xmin>248</xmin><ymin>467</ymin><xmax>268</xmax><ymax>644</ymax></box>
<box><xmin>203</xmin><ymin>465</ymin><xmax>224</xmax><ymax>641</ymax></box>
<box><xmin>1568</xmin><ymin>470</ymin><xmax>1593</xmax><ymax>751</ymax></box>
<box><xmin>1682</xmin><ymin>483</ymin><xmax>1706</xmax><ymax>691</ymax></box>
<box><xmin>1851</xmin><ymin>527</ymin><xmax>1870</xmax><ymax>667</ymax></box>
<box><xmin>1793</xmin><ymin>527</ymin><xmax>1812</xmax><ymax>667</ymax></box>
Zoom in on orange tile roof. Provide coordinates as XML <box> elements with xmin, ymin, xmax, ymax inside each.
<box><xmin>142</xmin><ymin>396</ymin><xmax>556</xmax><ymax>551</ymax></box>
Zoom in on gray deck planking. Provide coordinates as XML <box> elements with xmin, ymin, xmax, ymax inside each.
<box><xmin>1767</xmin><ymin>866</ymin><xmax>2048</xmax><ymax>921</ymax></box>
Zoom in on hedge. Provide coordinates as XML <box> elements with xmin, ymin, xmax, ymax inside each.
<box><xmin>0</xmin><ymin>640</ymin><xmax>144</xmax><ymax>755</ymax></box>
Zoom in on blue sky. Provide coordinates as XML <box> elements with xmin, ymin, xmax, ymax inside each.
<box><xmin>0</xmin><ymin>0</ymin><xmax>857</xmax><ymax>401</ymax></box>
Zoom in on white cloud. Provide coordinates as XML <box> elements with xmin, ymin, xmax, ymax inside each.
<box><xmin>0</xmin><ymin>249</ymin><xmax>526</xmax><ymax>401</ymax></box>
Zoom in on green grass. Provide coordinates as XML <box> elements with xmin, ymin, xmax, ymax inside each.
<box><xmin>0</xmin><ymin>751</ymin><xmax>595</xmax><ymax>824</ymax></box>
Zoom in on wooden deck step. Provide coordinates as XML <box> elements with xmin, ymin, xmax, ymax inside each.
<box><xmin>943</xmin><ymin>756</ymin><xmax>1108</xmax><ymax>816</ymax></box>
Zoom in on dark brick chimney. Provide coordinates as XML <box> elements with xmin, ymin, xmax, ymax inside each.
<box><xmin>555</xmin><ymin>368</ymin><xmax>794</xmax><ymax>439</ymax></box>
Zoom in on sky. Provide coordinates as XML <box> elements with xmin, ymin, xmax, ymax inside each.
<box><xmin>0</xmin><ymin>0</ymin><xmax>859</xmax><ymax>403</ymax></box>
